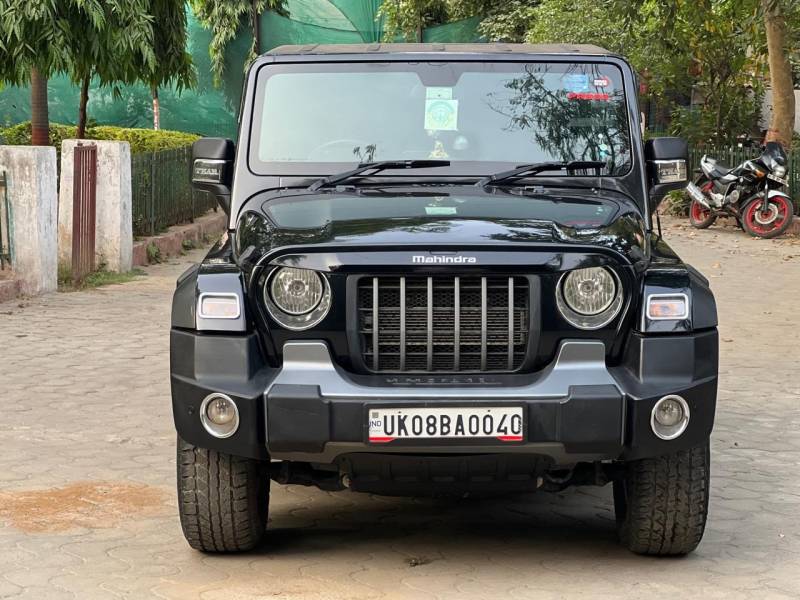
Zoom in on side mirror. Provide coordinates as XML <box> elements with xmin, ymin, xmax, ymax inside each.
<box><xmin>644</xmin><ymin>137</ymin><xmax>688</xmax><ymax>211</ymax></box>
<box><xmin>192</xmin><ymin>138</ymin><xmax>235</xmax><ymax>215</ymax></box>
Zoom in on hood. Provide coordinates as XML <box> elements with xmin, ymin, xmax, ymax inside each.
<box><xmin>234</xmin><ymin>186</ymin><xmax>648</xmax><ymax>264</ymax></box>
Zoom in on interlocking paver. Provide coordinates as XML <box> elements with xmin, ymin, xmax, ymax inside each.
<box><xmin>2</xmin><ymin>216</ymin><xmax>800</xmax><ymax>598</ymax></box>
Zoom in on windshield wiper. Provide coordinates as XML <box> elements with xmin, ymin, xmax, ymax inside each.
<box><xmin>476</xmin><ymin>160</ymin><xmax>607</xmax><ymax>188</ymax></box>
<box><xmin>308</xmin><ymin>160</ymin><xmax>450</xmax><ymax>191</ymax></box>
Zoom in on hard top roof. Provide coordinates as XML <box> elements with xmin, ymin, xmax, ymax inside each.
<box><xmin>265</xmin><ymin>43</ymin><xmax>615</xmax><ymax>58</ymax></box>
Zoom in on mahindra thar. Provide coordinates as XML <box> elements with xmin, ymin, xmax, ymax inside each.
<box><xmin>172</xmin><ymin>44</ymin><xmax>717</xmax><ymax>556</ymax></box>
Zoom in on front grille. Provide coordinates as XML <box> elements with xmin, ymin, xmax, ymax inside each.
<box><xmin>357</xmin><ymin>276</ymin><xmax>529</xmax><ymax>373</ymax></box>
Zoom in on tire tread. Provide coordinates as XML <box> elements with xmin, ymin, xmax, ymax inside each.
<box><xmin>177</xmin><ymin>436</ymin><xmax>268</xmax><ymax>552</ymax></box>
<box><xmin>616</xmin><ymin>442</ymin><xmax>709</xmax><ymax>555</ymax></box>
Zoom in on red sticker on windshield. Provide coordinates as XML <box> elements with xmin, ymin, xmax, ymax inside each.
<box><xmin>567</xmin><ymin>92</ymin><xmax>610</xmax><ymax>101</ymax></box>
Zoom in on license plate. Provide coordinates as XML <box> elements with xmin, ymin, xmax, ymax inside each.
<box><xmin>368</xmin><ymin>406</ymin><xmax>524</xmax><ymax>443</ymax></box>
<box><xmin>768</xmin><ymin>173</ymin><xmax>788</xmax><ymax>186</ymax></box>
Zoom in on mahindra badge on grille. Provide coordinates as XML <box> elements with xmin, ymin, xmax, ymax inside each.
<box><xmin>412</xmin><ymin>255</ymin><xmax>478</xmax><ymax>264</ymax></box>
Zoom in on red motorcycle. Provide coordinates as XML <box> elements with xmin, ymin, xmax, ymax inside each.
<box><xmin>685</xmin><ymin>141</ymin><xmax>793</xmax><ymax>238</ymax></box>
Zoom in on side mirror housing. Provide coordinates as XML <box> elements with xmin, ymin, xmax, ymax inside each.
<box><xmin>192</xmin><ymin>138</ymin><xmax>235</xmax><ymax>215</ymax></box>
<box><xmin>644</xmin><ymin>137</ymin><xmax>688</xmax><ymax>211</ymax></box>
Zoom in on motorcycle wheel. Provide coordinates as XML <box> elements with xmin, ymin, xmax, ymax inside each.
<box><xmin>742</xmin><ymin>195</ymin><xmax>794</xmax><ymax>239</ymax></box>
<box><xmin>688</xmin><ymin>179</ymin><xmax>717</xmax><ymax>229</ymax></box>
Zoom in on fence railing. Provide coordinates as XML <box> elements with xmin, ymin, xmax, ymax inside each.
<box><xmin>1</xmin><ymin>171</ymin><xmax>11</xmax><ymax>270</ymax></box>
<box><xmin>686</xmin><ymin>142</ymin><xmax>799</xmax><ymax>213</ymax></box>
<box><xmin>131</xmin><ymin>146</ymin><xmax>217</xmax><ymax>237</ymax></box>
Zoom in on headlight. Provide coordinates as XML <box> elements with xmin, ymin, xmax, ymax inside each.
<box><xmin>556</xmin><ymin>267</ymin><xmax>623</xmax><ymax>329</ymax></box>
<box><xmin>773</xmin><ymin>165</ymin><xmax>787</xmax><ymax>178</ymax></box>
<box><xmin>264</xmin><ymin>267</ymin><xmax>331</xmax><ymax>330</ymax></box>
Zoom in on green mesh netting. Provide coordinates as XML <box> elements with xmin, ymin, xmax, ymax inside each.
<box><xmin>0</xmin><ymin>3</ymin><xmax>481</xmax><ymax>141</ymax></box>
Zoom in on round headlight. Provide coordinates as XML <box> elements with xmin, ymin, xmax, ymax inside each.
<box><xmin>556</xmin><ymin>267</ymin><xmax>623</xmax><ymax>330</ymax></box>
<box><xmin>270</xmin><ymin>267</ymin><xmax>324</xmax><ymax>315</ymax></box>
<box><xmin>264</xmin><ymin>267</ymin><xmax>332</xmax><ymax>330</ymax></box>
<box><xmin>773</xmin><ymin>165</ymin><xmax>787</xmax><ymax>178</ymax></box>
<box><xmin>562</xmin><ymin>267</ymin><xmax>616</xmax><ymax>315</ymax></box>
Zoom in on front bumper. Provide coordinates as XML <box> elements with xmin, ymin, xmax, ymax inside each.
<box><xmin>171</xmin><ymin>328</ymin><xmax>717</xmax><ymax>465</ymax></box>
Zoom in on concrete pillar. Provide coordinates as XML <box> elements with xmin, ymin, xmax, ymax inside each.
<box><xmin>59</xmin><ymin>140</ymin><xmax>132</xmax><ymax>272</ymax></box>
<box><xmin>0</xmin><ymin>146</ymin><xmax>58</xmax><ymax>295</ymax></box>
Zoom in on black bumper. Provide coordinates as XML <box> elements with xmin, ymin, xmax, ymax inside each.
<box><xmin>171</xmin><ymin>328</ymin><xmax>717</xmax><ymax>464</ymax></box>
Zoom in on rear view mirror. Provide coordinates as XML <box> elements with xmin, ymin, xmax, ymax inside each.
<box><xmin>645</xmin><ymin>137</ymin><xmax>688</xmax><ymax>210</ymax></box>
<box><xmin>192</xmin><ymin>138</ymin><xmax>235</xmax><ymax>215</ymax></box>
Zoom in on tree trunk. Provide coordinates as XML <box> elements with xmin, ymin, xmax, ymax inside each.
<box><xmin>30</xmin><ymin>68</ymin><xmax>49</xmax><ymax>146</ymax></box>
<box><xmin>76</xmin><ymin>74</ymin><xmax>90</xmax><ymax>139</ymax></box>
<box><xmin>152</xmin><ymin>86</ymin><xmax>160</xmax><ymax>130</ymax></box>
<box><xmin>763</xmin><ymin>0</ymin><xmax>795</xmax><ymax>149</ymax></box>
<box><xmin>251</xmin><ymin>0</ymin><xmax>261</xmax><ymax>55</ymax></box>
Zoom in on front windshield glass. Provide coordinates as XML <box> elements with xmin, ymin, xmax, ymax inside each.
<box><xmin>261</xmin><ymin>192</ymin><xmax>619</xmax><ymax>230</ymax></box>
<box><xmin>251</xmin><ymin>61</ymin><xmax>632</xmax><ymax>176</ymax></box>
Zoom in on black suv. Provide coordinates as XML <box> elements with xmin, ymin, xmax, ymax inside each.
<box><xmin>172</xmin><ymin>43</ymin><xmax>717</xmax><ymax>556</ymax></box>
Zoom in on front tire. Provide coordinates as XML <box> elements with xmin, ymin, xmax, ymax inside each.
<box><xmin>614</xmin><ymin>441</ymin><xmax>710</xmax><ymax>555</ymax></box>
<box><xmin>742</xmin><ymin>195</ymin><xmax>794</xmax><ymax>238</ymax></box>
<box><xmin>177</xmin><ymin>436</ymin><xmax>269</xmax><ymax>552</ymax></box>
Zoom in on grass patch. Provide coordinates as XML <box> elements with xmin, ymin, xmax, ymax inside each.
<box><xmin>146</xmin><ymin>242</ymin><xmax>162</xmax><ymax>264</ymax></box>
<box><xmin>59</xmin><ymin>264</ymin><xmax>146</xmax><ymax>292</ymax></box>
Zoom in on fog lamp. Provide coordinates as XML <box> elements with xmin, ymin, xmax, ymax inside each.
<box><xmin>200</xmin><ymin>394</ymin><xmax>239</xmax><ymax>438</ymax></box>
<box><xmin>651</xmin><ymin>395</ymin><xmax>690</xmax><ymax>440</ymax></box>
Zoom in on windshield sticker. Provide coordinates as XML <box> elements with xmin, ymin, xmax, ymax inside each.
<box><xmin>425</xmin><ymin>205</ymin><xmax>457</xmax><ymax>216</ymax></box>
<box><xmin>593</xmin><ymin>76</ymin><xmax>611</xmax><ymax>87</ymax></box>
<box><xmin>425</xmin><ymin>98</ymin><xmax>459</xmax><ymax>131</ymax></box>
<box><xmin>426</xmin><ymin>87</ymin><xmax>453</xmax><ymax>100</ymax></box>
<box><xmin>563</xmin><ymin>73</ymin><xmax>590</xmax><ymax>93</ymax></box>
<box><xmin>567</xmin><ymin>92</ymin><xmax>611</xmax><ymax>101</ymax></box>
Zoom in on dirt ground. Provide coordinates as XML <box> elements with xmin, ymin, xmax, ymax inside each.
<box><xmin>1</xmin><ymin>214</ymin><xmax>800</xmax><ymax>599</ymax></box>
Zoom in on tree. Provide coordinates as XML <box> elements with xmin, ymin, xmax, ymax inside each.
<box><xmin>0</xmin><ymin>2</ymin><xmax>79</xmax><ymax>144</ymax></box>
<box><xmin>469</xmin><ymin>0</ymin><xmax>771</xmax><ymax>144</ymax></box>
<box><xmin>192</xmin><ymin>0</ymin><xmax>287</xmax><ymax>86</ymax></box>
<box><xmin>143</xmin><ymin>0</ymin><xmax>196</xmax><ymax>130</ymax></box>
<box><xmin>0</xmin><ymin>1</ymin><xmax>193</xmax><ymax>141</ymax></box>
<box><xmin>762</xmin><ymin>0</ymin><xmax>796</xmax><ymax>149</ymax></box>
<box><xmin>65</xmin><ymin>1</ymin><xmax>157</xmax><ymax>138</ymax></box>
<box><xmin>379</xmin><ymin>0</ymin><xmax>449</xmax><ymax>42</ymax></box>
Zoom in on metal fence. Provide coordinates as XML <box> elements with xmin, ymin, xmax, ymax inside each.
<box><xmin>131</xmin><ymin>146</ymin><xmax>217</xmax><ymax>237</ymax></box>
<box><xmin>687</xmin><ymin>143</ymin><xmax>800</xmax><ymax>213</ymax></box>
<box><xmin>1</xmin><ymin>171</ymin><xmax>11</xmax><ymax>270</ymax></box>
<box><xmin>71</xmin><ymin>144</ymin><xmax>97</xmax><ymax>281</ymax></box>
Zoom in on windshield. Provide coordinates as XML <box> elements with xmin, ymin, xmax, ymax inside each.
<box><xmin>261</xmin><ymin>191</ymin><xmax>619</xmax><ymax>230</ymax></box>
<box><xmin>250</xmin><ymin>61</ymin><xmax>632</xmax><ymax>177</ymax></box>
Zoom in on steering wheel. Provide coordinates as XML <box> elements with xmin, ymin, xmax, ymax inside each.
<box><xmin>309</xmin><ymin>139</ymin><xmax>373</xmax><ymax>162</ymax></box>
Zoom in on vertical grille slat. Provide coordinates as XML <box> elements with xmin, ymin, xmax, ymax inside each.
<box><xmin>480</xmin><ymin>277</ymin><xmax>487</xmax><ymax>371</ymax></box>
<box><xmin>399</xmin><ymin>276</ymin><xmax>406</xmax><ymax>371</ymax></box>
<box><xmin>372</xmin><ymin>277</ymin><xmax>379</xmax><ymax>371</ymax></box>
<box><xmin>508</xmin><ymin>277</ymin><xmax>514</xmax><ymax>371</ymax></box>
<box><xmin>358</xmin><ymin>275</ymin><xmax>529</xmax><ymax>373</ymax></box>
<box><xmin>454</xmin><ymin>276</ymin><xmax>460</xmax><ymax>371</ymax></box>
<box><xmin>426</xmin><ymin>276</ymin><xmax>433</xmax><ymax>371</ymax></box>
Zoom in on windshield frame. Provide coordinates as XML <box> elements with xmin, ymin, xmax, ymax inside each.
<box><xmin>231</xmin><ymin>51</ymin><xmax>650</xmax><ymax>231</ymax></box>
<box><xmin>246</xmin><ymin>58</ymin><xmax>637</xmax><ymax>180</ymax></box>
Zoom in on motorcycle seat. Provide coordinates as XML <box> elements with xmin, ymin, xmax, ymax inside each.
<box><xmin>702</xmin><ymin>157</ymin><xmax>733</xmax><ymax>179</ymax></box>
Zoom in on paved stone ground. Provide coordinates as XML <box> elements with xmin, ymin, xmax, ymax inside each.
<box><xmin>2</xmin><ymin>216</ymin><xmax>800</xmax><ymax>599</ymax></box>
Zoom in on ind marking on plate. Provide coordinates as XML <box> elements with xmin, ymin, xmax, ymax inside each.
<box><xmin>368</xmin><ymin>406</ymin><xmax>524</xmax><ymax>443</ymax></box>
